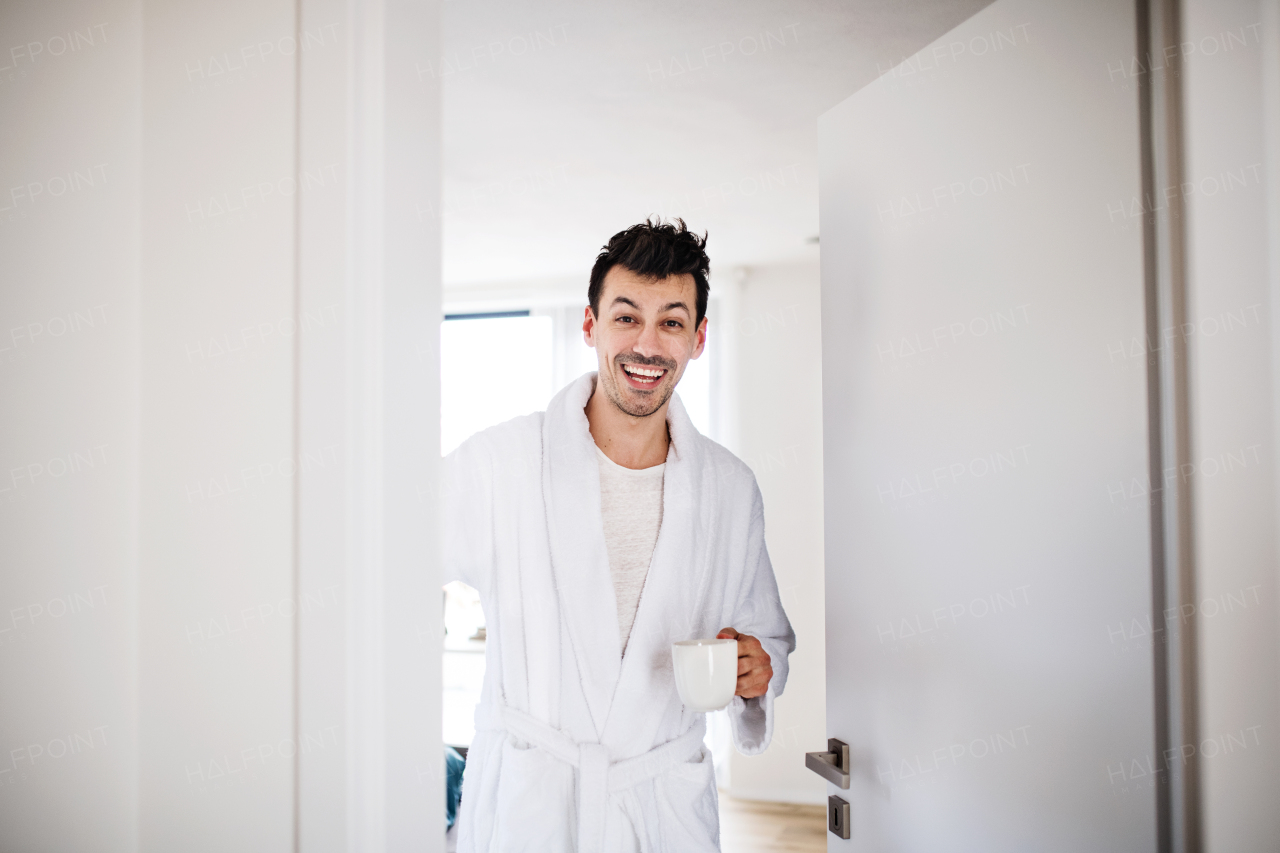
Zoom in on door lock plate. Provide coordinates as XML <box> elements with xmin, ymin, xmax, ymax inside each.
<box><xmin>828</xmin><ymin>794</ymin><xmax>851</xmax><ymax>839</ymax></box>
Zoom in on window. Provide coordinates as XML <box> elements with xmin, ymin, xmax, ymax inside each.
<box><xmin>440</xmin><ymin>313</ymin><xmax>555</xmax><ymax>456</ymax></box>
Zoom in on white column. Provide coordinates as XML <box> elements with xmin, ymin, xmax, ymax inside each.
<box><xmin>1181</xmin><ymin>0</ymin><xmax>1280</xmax><ymax>848</ymax></box>
<box><xmin>297</xmin><ymin>0</ymin><xmax>442</xmax><ymax>850</ymax></box>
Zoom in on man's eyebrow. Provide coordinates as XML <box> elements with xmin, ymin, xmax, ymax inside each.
<box><xmin>608</xmin><ymin>296</ymin><xmax>690</xmax><ymax>315</ymax></box>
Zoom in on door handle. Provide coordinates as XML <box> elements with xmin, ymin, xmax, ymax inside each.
<box><xmin>805</xmin><ymin>738</ymin><xmax>850</xmax><ymax>788</ymax></box>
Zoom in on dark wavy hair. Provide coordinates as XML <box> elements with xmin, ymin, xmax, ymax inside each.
<box><xmin>588</xmin><ymin>218</ymin><xmax>710</xmax><ymax>326</ymax></box>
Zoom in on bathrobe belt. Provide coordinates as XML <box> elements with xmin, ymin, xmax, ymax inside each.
<box><xmin>475</xmin><ymin>702</ymin><xmax>708</xmax><ymax>852</ymax></box>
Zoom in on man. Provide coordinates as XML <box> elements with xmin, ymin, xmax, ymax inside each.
<box><xmin>444</xmin><ymin>219</ymin><xmax>795</xmax><ymax>852</ymax></box>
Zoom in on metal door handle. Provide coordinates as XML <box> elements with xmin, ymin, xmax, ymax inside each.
<box><xmin>805</xmin><ymin>738</ymin><xmax>850</xmax><ymax>788</ymax></box>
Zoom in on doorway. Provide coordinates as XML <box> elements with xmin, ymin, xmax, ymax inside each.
<box><xmin>436</xmin><ymin>0</ymin><xmax>1002</xmax><ymax>847</ymax></box>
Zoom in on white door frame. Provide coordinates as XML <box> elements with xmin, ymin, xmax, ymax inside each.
<box><xmin>296</xmin><ymin>0</ymin><xmax>442</xmax><ymax>849</ymax></box>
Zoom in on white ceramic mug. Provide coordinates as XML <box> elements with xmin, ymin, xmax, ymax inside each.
<box><xmin>672</xmin><ymin>638</ymin><xmax>738</xmax><ymax>712</ymax></box>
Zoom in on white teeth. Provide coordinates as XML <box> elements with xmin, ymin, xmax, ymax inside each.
<box><xmin>624</xmin><ymin>365</ymin><xmax>664</xmax><ymax>379</ymax></box>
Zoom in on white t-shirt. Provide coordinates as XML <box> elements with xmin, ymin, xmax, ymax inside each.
<box><xmin>595</xmin><ymin>444</ymin><xmax>665</xmax><ymax>655</ymax></box>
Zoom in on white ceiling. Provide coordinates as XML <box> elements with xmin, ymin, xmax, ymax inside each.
<box><xmin>442</xmin><ymin>0</ymin><xmax>993</xmax><ymax>288</ymax></box>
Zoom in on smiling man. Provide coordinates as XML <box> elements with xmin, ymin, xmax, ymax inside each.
<box><xmin>444</xmin><ymin>219</ymin><xmax>795</xmax><ymax>852</ymax></box>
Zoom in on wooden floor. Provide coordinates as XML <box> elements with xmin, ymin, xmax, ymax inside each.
<box><xmin>719</xmin><ymin>796</ymin><xmax>828</xmax><ymax>853</ymax></box>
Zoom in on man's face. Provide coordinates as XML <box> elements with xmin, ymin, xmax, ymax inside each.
<box><xmin>583</xmin><ymin>266</ymin><xmax>707</xmax><ymax>419</ymax></box>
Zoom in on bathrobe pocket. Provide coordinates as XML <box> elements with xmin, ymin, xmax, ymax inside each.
<box><xmin>490</xmin><ymin>738</ymin><xmax>576</xmax><ymax>852</ymax></box>
<box><xmin>652</xmin><ymin>746</ymin><xmax>720</xmax><ymax>852</ymax></box>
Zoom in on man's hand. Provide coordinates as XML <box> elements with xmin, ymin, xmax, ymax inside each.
<box><xmin>717</xmin><ymin>628</ymin><xmax>772</xmax><ymax>700</ymax></box>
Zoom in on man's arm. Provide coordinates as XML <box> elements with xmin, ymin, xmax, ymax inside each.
<box><xmin>719</xmin><ymin>483</ymin><xmax>797</xmax><ymax>755</ymax></box>
<box><xmin>441</xmin><ymin>435</ymin><xmax>495</xmax><ymax>596</ymax></box>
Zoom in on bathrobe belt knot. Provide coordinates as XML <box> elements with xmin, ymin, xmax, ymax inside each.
<box><xmin>475</xmin><ymin>702</ymin><xmax>709</xmax><ymax>851</ymax></box>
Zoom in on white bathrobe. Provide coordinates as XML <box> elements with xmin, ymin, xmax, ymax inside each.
<box><xmin>443</xmin><ymin>372</ymin><xmax>796</xmax><ymax>853</ymax></box>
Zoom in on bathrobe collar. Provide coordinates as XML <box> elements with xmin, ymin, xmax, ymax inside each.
<box><xmin>541</xmin><ymin>372</ymin><xmax>709</xmax><ymax>743</ymax></box>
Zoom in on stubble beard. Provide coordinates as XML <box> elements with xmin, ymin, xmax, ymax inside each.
<box><xmin>601</xmin><ymin>354</ymin><xmax>679</xmax><ymax>418</ymax></box>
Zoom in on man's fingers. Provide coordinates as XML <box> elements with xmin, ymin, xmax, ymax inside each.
<box><xmin>737</xmin><ymin>646</ymin><xmax>766</xmax><ymax>675</ymax></box>
<box><xmin>721</xmin><ymin>630</ymin><xmax>771</xmax><ymax>697</ymax></box>
<box><xmin>737</xmin><ymin>669</ymin><xmax>771</xmax><ymax>698</ymax></box>
<box><xmin>736</xmin><ymin>663</ymin><xmax>773</xmax><ymax>696</ymax></box>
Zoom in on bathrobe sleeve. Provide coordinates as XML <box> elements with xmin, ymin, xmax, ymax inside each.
<box><xmin>726</xmin><ymin>482</ymin><xmax>797</xmax><ymax>756</ymax></box>
<box><xmin>441</xmin><ymin>433</ymin><xmax>495</xmax><ymax>598</ymax></box>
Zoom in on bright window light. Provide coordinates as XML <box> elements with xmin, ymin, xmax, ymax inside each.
<box><xmin>675</xmin><ymin>349</ymin><xmax>711</xmax><ymax>437</ymax></box>
<box><xmin>441</xmin><ymin>314</ymin><xmax>555</xmax><ymax>455</ymax></box>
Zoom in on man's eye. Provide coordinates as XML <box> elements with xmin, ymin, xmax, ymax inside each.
<box><xmin>617</xmin><ymin>315</ymin><xmax>634</xmax><ymax>323</ymax></box>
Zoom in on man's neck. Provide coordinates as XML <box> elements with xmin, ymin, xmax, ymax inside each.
<box><xmin>585</xmin><ymin>384</ymin><xmax>670</xmax><ymax>470</ymax></box>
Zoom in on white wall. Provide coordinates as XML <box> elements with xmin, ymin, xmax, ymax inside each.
<box><xmin>1182</xmin><ymin>0</ymin><xmax>1280</xmax><ymax>849</ymax></box>
<box><xmin>0</xmin><ymin>3</ymin><xmax>141</xmax><ymax>851</ymax></box>
<box><xmin>720</xmin><ymin>260</ymin><xmax>827</xmax><ymax>805</ymax></box>
<box><xmin>138</xmin><ymin>1</ymin><xmax>299</xmax><ymax>847</ymax></box>
<box><xmin>0</xmin><ymin>0</ymin><xmax>442</xmax><ymax>850</ymax></box>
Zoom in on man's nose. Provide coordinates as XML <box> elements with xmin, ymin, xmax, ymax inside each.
<box><xmin>633</xmin><ymin>321</ymin><xmax>663</xmax><ymax>357</ymax></box>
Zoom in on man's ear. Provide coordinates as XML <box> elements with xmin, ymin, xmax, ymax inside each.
<box><xmin>582</xmin><ymin>304</ymin><xmax>598</xmax><ymax>347</ymax></box>
<box><xmin>690</xmin><ymin>316</ymin><xmax>708</xmax><ymax>359</ymax></box>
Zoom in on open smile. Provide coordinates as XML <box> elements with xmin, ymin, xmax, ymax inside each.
<box><xmin>620</xmin><ymin>363</ymin><xmax>668</xmax><ymax>390</ymax></box>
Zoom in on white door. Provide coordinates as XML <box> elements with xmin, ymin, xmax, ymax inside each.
<box><xmin>817</xmin><ymin>0</ymin><xmax>1157</xmax><ymax>849</ymax></box>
